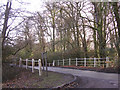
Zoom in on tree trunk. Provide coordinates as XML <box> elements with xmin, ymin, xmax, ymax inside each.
<box><xmin>93</xmin><ymin>15</ymin><xmax>98</xmax><ymax>58</ymax></box>
<box><xmin>112</xmin><ymin>3</ymin><xmax>120</xmax><ymax>72</ymax></box>
<box><xmin>82</xmin><ymin>18</ymin><xmax>88</xmax><ymax>58</ymax></box>
<box><xmin>2</xmin><ymin>1</ymin><xmax>11</xmax><ymax>49</ymax></box>
<box><xmin>2</xmin><ymin>1</ymin><xmax>12</xmax><ymax>61</ymax></box>
<box><xmin>76</xmin><ymin>2</ymin><xmax>80</xmax><ymax>47</ymax></box>
<box><xmin>94</xmin><ymin>3</ymin><xmax>106</xmax><ymax>59</ymax></box>
<box><xmin>52</xmin><ymin>21</ymin><xmax>55</xmax><ymax>52</ymax></box>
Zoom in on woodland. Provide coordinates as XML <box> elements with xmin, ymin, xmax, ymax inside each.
<box><xmin>1</xmin><ymin>1</ymin><xmax>120</xmax><ymax>68</ymax></box>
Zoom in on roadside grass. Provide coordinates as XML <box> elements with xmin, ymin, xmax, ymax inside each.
<box><xmin>61</xmin><ymin>66</ymin><xmax>118</xmax><ymax>73</ymax></box>
<box><xmin>2</xmin><ymin>64</ymin><xmax>73</xmax><ymax>88</ymax></box>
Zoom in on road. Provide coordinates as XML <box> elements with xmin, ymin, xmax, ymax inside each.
<box><xmin>28</xmin><ymin>66</ymin><xmax>119</xmax><ymax>88</ymax></box>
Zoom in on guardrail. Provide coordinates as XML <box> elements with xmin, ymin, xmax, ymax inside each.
<box><xmin>18</xmin><ymin>57</ymin><xmax>114</xmax><ymax>74</ymax></box>
<box><xmin>52</xmin><ymin>57</ymin><xmax>113</xmax><ymax>68</ymax></box>
<box><xmin>19</xmin><ymin>58</ymin><xmax>42</xmax><ymax>76</ymax></box>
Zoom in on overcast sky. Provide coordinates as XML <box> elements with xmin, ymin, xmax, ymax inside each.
<box><xmin>1</xmin><ymin>0</ymin><xmax>46</xmax><ymax>13</ymax></box>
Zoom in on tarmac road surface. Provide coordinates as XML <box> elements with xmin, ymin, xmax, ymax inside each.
<box><xmin>28</xmin><ymin>66</ymin><xmax>119</xmax><ymax>88</ymax></box>
<box><xmin>68</xmin><ymin>76</ymin><xmax>118</xmax><ymax>88</ymax></box>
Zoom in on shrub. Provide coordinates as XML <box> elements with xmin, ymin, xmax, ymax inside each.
<box><xmin>47</xmin><ymin>48</ymin><xmax>85</xmax><ymax>63</ymax></box>
<box><xmin>2</xmin><ymin>63</ymin><xmax>25</xmax><ymax>82</ymax></box>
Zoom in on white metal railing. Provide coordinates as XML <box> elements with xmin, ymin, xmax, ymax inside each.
<box><xmin>52</xmin><ymin>57</ymin><xmax>111</xmax><ymax>68</ymax></box>
<box><xmin>19</xmin><ymin>57</ymin><xmax>112</xmax><ymax>73</ymax></box>
<box><xmin>19</xmin><ymin>58</ymin><xmax>42</xmax><ymax>76</ymax></box>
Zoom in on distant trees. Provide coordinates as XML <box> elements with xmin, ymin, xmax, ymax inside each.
<box><xmin>42</xmin><ymin>2</ymin><xmax>119</xmax><ymax>62</ymax></box>
<box><xmin>1</xmin><ymin>1</ymin><xmax>119</xmax><ymax>67</ymax></box>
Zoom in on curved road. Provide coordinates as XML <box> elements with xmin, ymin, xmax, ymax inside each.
<box><xmin>69</xmin><ymin>76</ymin><xmax>118</xmax><ymax>88</ymax></box>
<box><xmin>29</xmin><ymin>66</ymin><xmax>119</xmax><ymax>88</ymax></box>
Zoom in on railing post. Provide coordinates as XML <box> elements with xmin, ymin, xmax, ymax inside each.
<box><xmin>26</xmin><ymin>59</ymin><xmax>28</xmax><ymax>69</ymax></box>
<box><xmin>106</xmin><ymin>57</ymin><xmax>109</xmax><ymax>68</ymax></box>
<box><xmin>38</xmin><ymin>59</ymin><xmax>42</xmax><ymax>76</ymax></box>
<box><xmin>94</xmin><ymin>58</ymin><xmax>96</xmax><ymax>67</ymax></box>
<box><xmin>49</xmin><ymin>63</ymin><xmax>50</xmax><ymax>67</ymax></box>
<box><xmin>84</xmin><ymin>58</ymin><xmax>86</xmax><ymax>67</ymax></box>
<box><xmin>53</xmin><ymin>60</ymin><xmax>55</xmax><ymax>66</ymax></box>
<box><xmin>32</xmin><ymin>59</ymin><xmax>35</xmax><ymax>73</ymax></box>
<box><xmin>69</xmin><ymin>58</ymin><xmax>71</xmax><ymax>66</ymax></box>
<box><xmin>76</xmin><ymin>58</ymin><xmax>78</xmax><ymax>66</ymax></box>
<box><xmin>58</xmin><ymin>60</ymin><xmax>59</xmax><ymax>66</ymax></box>
<box><xmin>19</xmin><ymin>58</ymin><xmax>22</xmax><ymax>67</ymax></box>
<box><xmin>63</xmin><ymin>59</ymin><xmax>64</xmax><ymax>66</ymax></box>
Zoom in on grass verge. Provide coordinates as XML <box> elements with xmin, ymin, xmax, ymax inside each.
<box><xmin>2</xmin><ymin>64</ymin><xmax>73</xmax><ymax>88</ymax></box>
